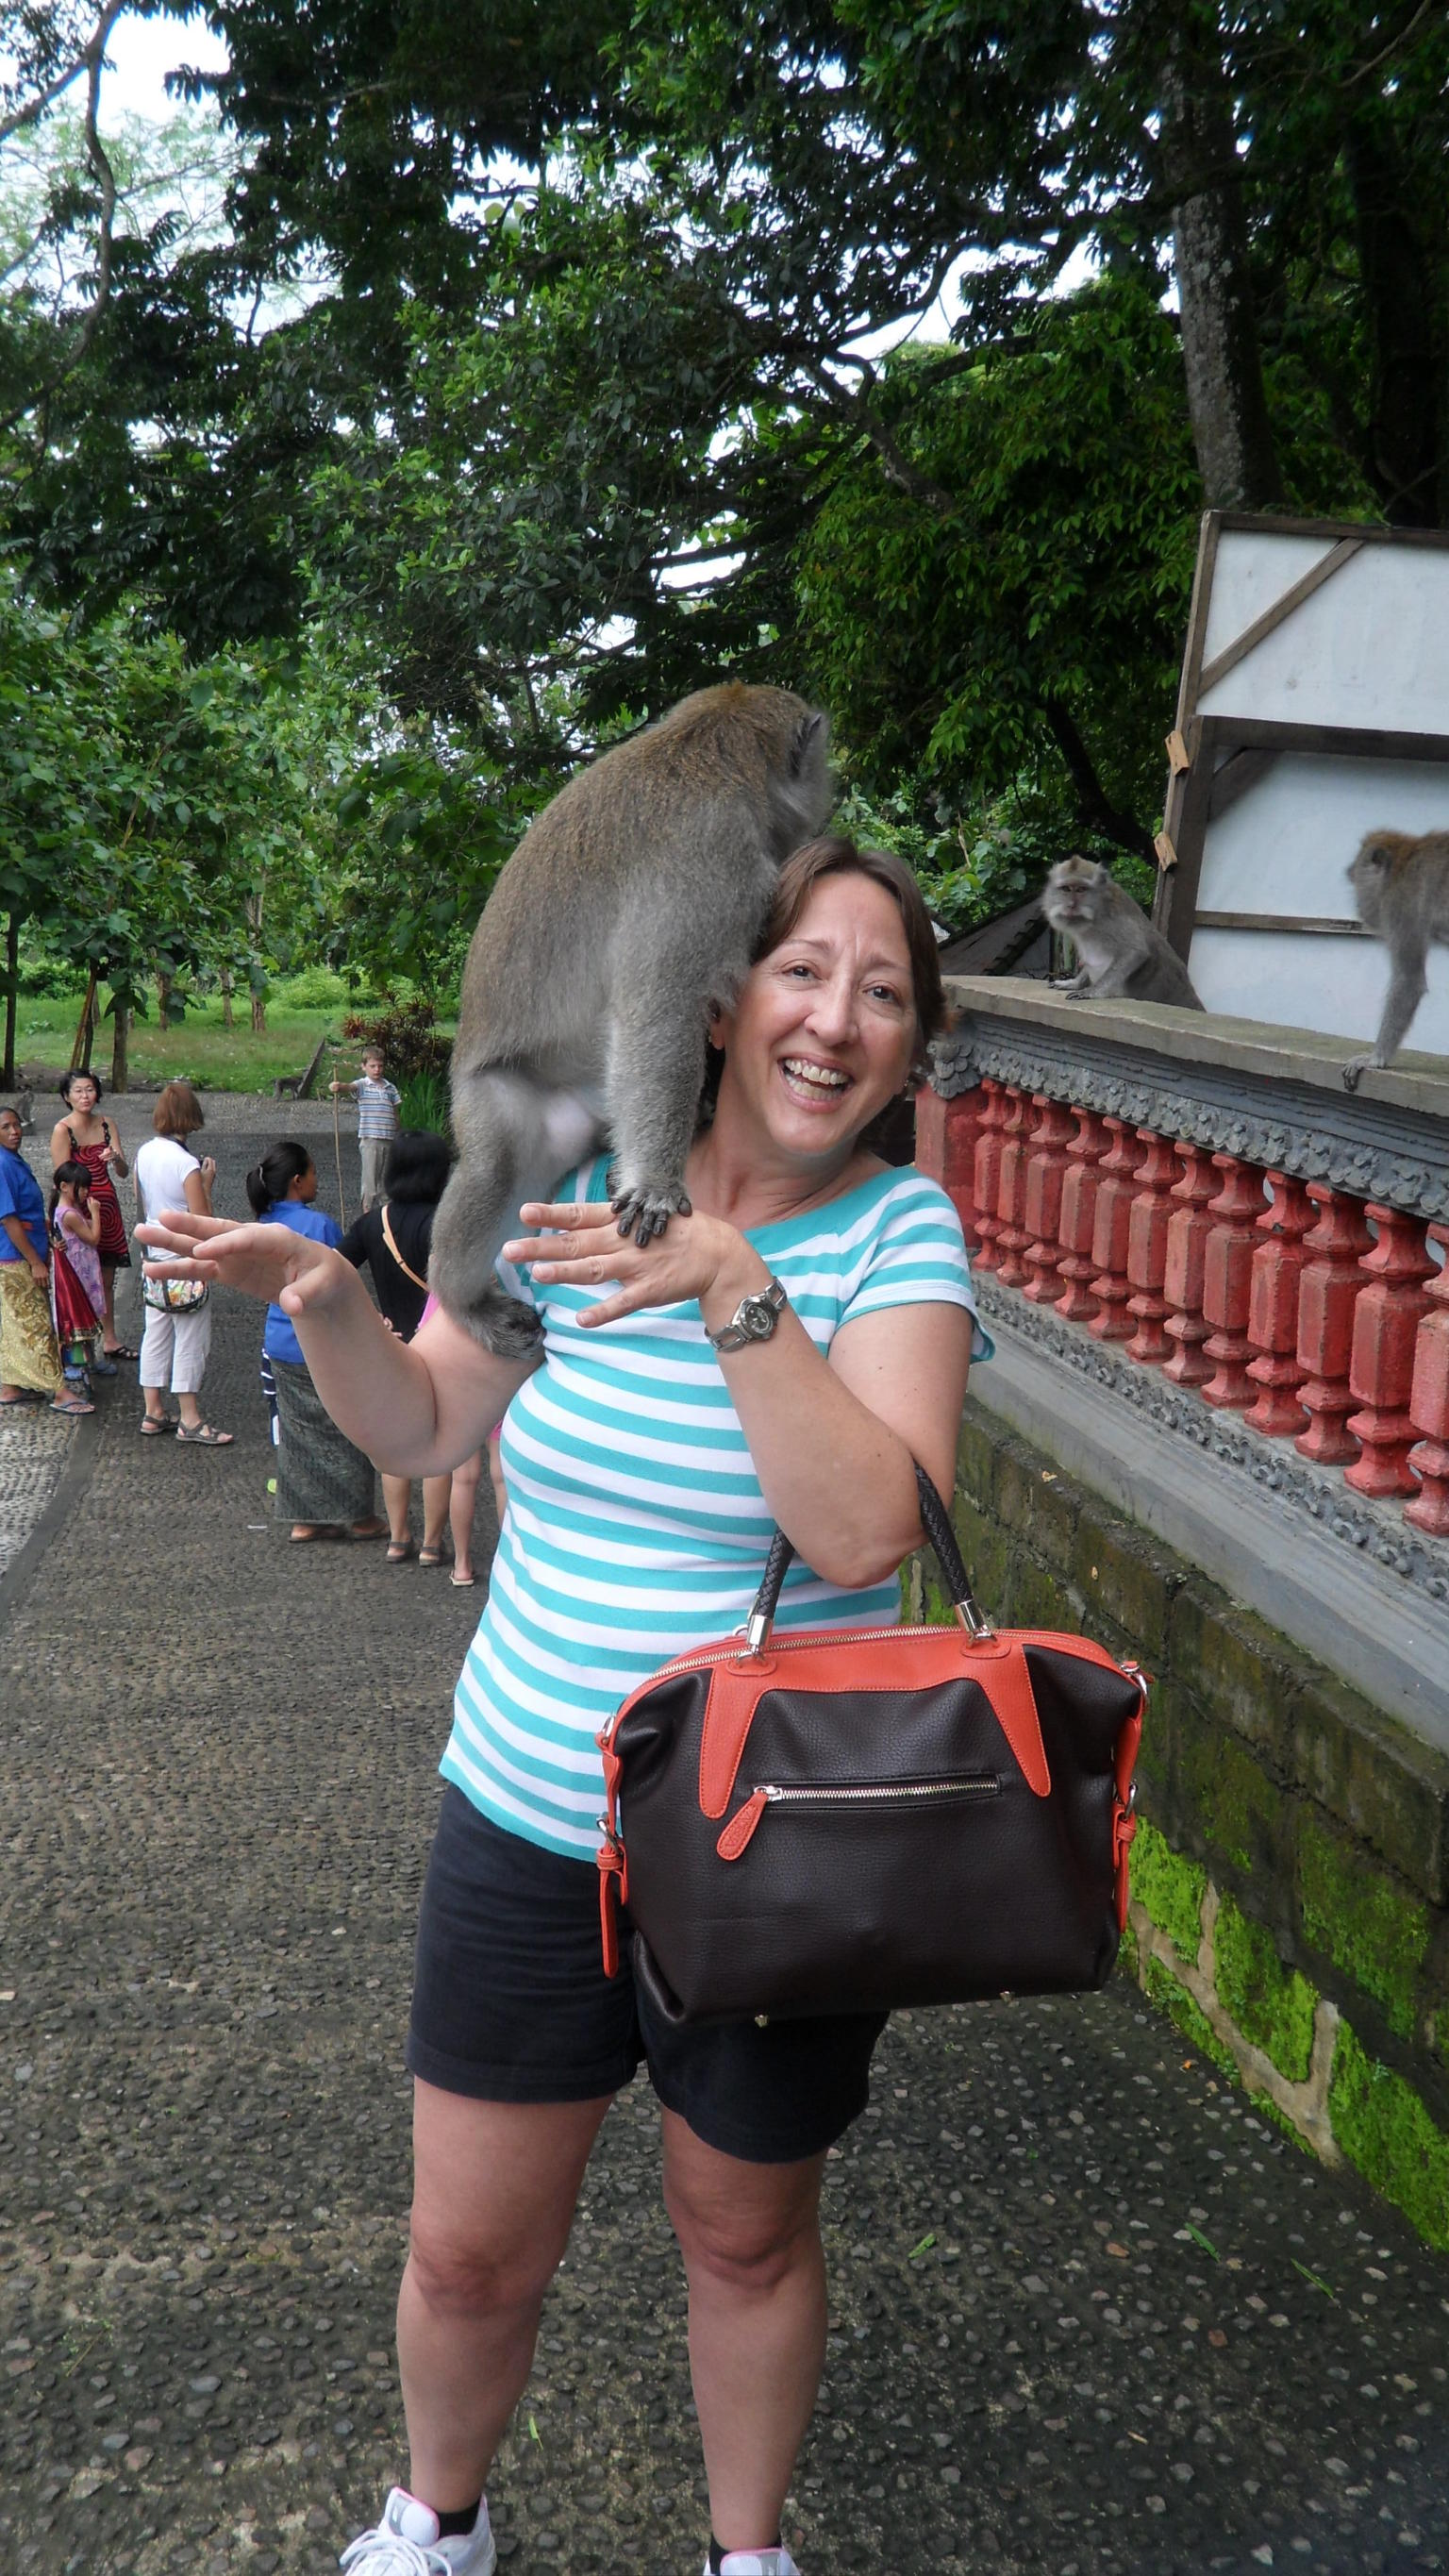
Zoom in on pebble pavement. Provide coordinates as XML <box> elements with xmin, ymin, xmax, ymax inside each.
<box><xmin>1</xmin><ymin>1098</ymin><xmax>1446</xmax><ymax>2576</ymax></box>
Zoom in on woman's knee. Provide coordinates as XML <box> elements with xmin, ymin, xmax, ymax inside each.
<box><xmin>665</xmin><ymin>2172</ymin><xmax>822</xmax><ymax>2295</ymax></box>
<box><xmin>406</xmin><ymin>2200</ymin><xmax>562</xmax><ymax>2320</ymax></box>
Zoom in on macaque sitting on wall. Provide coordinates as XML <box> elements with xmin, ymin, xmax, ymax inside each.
<box><xmin>1041</xmin><ymin>857</ymin><xmax>1205</xmax><ymax>1009</ymax></box>
<box><xmin>1341</xmin><ymin>828</ymin><xmax>1449</xmax><ymax>1089</ymax></box>
<box><xmin>428</xmin><ymin>681</ymin><xmax>833</xmax><ymax>1350</ymax></box>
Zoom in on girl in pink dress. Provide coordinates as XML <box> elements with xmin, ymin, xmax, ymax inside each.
<box><xmin>49</xmin><ymin>1162</ymin><xmax>107</xmax><ymax>1392</ymax></box>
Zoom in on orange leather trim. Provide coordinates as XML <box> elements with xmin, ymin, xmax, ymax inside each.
<box><xmin>597</xmin><ymin>1845</ymin><xmax>624</xmax><ymax>1978</ymax></box>
<box><xmin>716</xmin><ymin>1787</ymin><xmax>767</xmax><ymax>1860</ymax></box>
<box><xmin>696</xmin><ymin>1631</ymin><xmax>1056</xmax><ymax>1817</ymax></box>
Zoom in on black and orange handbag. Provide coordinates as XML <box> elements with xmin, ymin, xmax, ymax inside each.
<box><xmin>596</xmin><ymin>1465</ymin><xmax>1145</xmax><ymax>2026</ymax></box>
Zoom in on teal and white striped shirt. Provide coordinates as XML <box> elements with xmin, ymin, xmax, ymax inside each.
<box><xmin>441</xmin><ymin>1157</ymin><xmax>989</xmax><ymax>1857</ymax></box>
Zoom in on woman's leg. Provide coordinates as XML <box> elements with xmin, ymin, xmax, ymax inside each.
<box><xmin>140</xmin><ymin>1307</ymin><xmax>175</xmax><ymax>1422</ymax></box>
<box><xmin>100</xmin><ymin>1260</ymin><xmax>120</xmax><ymax>1352</ymax></box>
<box><xmin>661</xmin><ymin>2112</ymin><xmax>827</xmax><ymax>2557</ymax></box>
<box><xmin>382</xmin><ymin>1471</ymin><xmax>414</xmax><ymax>1549</ymax></box>
<box><xmin>421</xmin><ymin>1472</ymin><xmax>452</xmax><ymax>1560</ymax></box>
<box><xmin>449</xmin><ymin>1450</ymin><xmax>484</xmax><ymax>1582</ymax></box>
<box><xmin>170</xmin><ymin>1304</ymin><xmax>216</xmax><ymax>1435</ymax></box>
<box><xmin>397</xmin><ymin>2081</ymin><xmax>612</xmax><ymax>2513</ymax></box>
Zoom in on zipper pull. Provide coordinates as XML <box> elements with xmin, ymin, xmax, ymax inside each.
<box><xmin>716</xmin><ymin>1786</ymin><xmax>768</xmax><ymax>1861</ymax></box>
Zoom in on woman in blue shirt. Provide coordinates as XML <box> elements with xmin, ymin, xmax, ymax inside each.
<box><xmin>245</xmin><ymin>1139</ymin><xmax>388</xmax><ymax>1544</ymax></box>
<box><xmin>0</xmin><ymin>1103</ymin><xmax>80</xmax><ymax>1411</ymax></box>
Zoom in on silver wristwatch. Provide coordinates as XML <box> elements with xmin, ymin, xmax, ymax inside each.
<box><xmin>707</xmin><ymin>1275</ymin><xmax>788</xmax><ymax>1353</ymax></box>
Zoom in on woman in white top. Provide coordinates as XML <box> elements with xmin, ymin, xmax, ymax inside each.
<box><xmin>132</xmin><ymin>1082</ymin><xmax>232</xmax><ymax>1445</ymax></box>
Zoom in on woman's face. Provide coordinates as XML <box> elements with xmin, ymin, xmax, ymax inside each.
<box><xmin>716</xmin><ymin>870</ymin><xmax>919</xmax><ymax>1163</ymax></box>
<box><xmin>0</xmin><ymin>1111</ymin><xmax>22</xmax><ymax>1152</ymax></box>
<box><xmin>67</xmin><ymin>1076</ymin><xmax>99</xmax><ymax>1118</ymax></box>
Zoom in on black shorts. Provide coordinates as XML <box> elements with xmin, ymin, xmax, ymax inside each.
<box><xmin>407</xmin><ymin>1785</ymin><xmax>887</xmax><ymax>2165</ymax></box>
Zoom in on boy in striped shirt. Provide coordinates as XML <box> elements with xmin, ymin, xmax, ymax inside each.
<box><xmin>331</xmin><ymin>1045</ymin><xmax>402</xmax><ymax>1211</ymax></box>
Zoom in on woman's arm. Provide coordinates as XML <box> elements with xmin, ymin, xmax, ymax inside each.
<box><xmin>503</xmin><ymin>1203</ymin><xmax>972</xmax><ymax>1590</ymax></box>
<box><xmin>135</xmin><ymin>1208</ymin><xmax>536</xmax><ymax>1472</ymax></box>
<box><xmin>67</xmin><ymin>1203</ymin><xmax>103</xmax><ymax>1246</ymax></box>
<box><xmin>3</xmin><ymin>1213</ymin><xmax>48</xmax><ymax>1280</ymax></box>
<box><xmin>103</xmin><ymin>1121</ymin><xmax>129</xmax><ymax>1178</ymax></box>
<box><xmin>182</xmin><ymin>1166</ymin><xmax>212</xmax><ymax>1217</ymax></box>
<box><xmin>48</xmin><ymin>1120</ymin><xmax>69</xmax><ymax>1171</ymax></box>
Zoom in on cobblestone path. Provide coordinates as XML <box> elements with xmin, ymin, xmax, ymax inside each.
<box><xmin>1</xmin><ymin>1100</ymin><xmax>1446</xmax><ymax>2576</ymax></box>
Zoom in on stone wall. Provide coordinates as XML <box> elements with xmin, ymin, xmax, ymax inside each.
<box><xmin>926</xmin><ymin>1397</ymin><xmax>1449</xmax><ymax>2250</ymax></box>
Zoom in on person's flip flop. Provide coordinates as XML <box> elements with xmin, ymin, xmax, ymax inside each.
<box><xmin>49</xmin><ymin>1395</ymin><xmax>94</xmax><ymax>1415</ymax></box>
<box><xmin>107</xmin><ymin>1345</ymin><xmax>140</xmax><ymax>1361</ymax></box>
<box><xmin>175</xmin><ymin>1424</ymin><xmax>234</xmax><ymax>1445</ymax></box>
<box><xmin>345</xmin><ymin>1520</ymin><xmax>390</xmax><ymax>1542</ymax></box>
<box><xmin>450</xmin><ymin>1569</ymin><xmax>476</xmax><ymax>1588</ymax></box>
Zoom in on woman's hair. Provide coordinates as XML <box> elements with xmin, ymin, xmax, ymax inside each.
<box><xmin>48</xmin><ymin>1159</ymin><xmax>92</xmax><ymax>1228</ymax></box>
<box><xmin>382</xmin><ymin>1128</ymin><xmax>453</xmax><ymax>1206</ymax></box>
<box><xmin>58</xmin><ymin>1067</ymin><xmax>103</xmax><ymax>1106</ymax></box>
<box><xmin>245</xmin><ymin>1138</ymin><xmax>313</xmax><ymax>1216</ymax></box>
<box><xmin>153</xmin><ymin>1079</ymin><xmax>205</xmax><ymax>1139</ymax></box>
<box><xmin>754</xmin><ymin>837</ymin><xmax>947</xmax><ymax>1061</ymax></box>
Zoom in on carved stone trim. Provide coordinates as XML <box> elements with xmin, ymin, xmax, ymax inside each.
<box><xmin>932</xmin><ymin>1020</ymin><xmax>1449</xmax><ymax>1223</ymax></box>
<box><xmin>972</xmin><ymin>1274</ymin><xmax>1448</xmax><ymax>1604</ymax></box>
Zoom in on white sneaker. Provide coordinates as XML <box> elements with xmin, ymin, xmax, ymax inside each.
<box><xmin>703</xmin><ymin>2552</ymin><xmax>803</xmax><ymax>2576</ymax></box>
<box><xmin>341</xmin><ymin>2487</ymin><xmax>496</xmax><ymax>2576</ymax></box>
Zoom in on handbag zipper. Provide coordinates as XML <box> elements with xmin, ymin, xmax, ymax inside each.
<box><xmin>759</xmin><ymin>1775</ymin><xmax>1000</xmax><ymax>1807</ymax></box>
<box><xmin>716</xmin><ymin>1771</ymin><xmax>1000</xmax><ymax>1858</ymax></box>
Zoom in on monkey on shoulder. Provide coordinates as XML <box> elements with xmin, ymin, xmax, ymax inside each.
<box><xmin>1341</xmin><ymin>828</ymin><xmax>1449</xmax><ymax>1089</ymax></box>
<box><xmin>1041</xmin><ymin>857</ymin><xmax>1205</xmax><ymax>1010</ymax></box>
<box><xmin>428</xmin><ymin>681</ymin><xmax>832</xmax><ymax>1351</ymax></box>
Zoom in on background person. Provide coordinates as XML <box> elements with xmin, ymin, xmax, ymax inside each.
<box><xmin>246</xmin><ymin>1138</ymin><xmax>387</xmax><ymax>1543</ymax></box>
<box><xmin>133</xmin><ymin>1083</ymin><xmax>231</xmax><ymax>1444</ymax></box>
<box><xmin>48</xmin><ymin>1068</ymin><xmax>133</xmax><ymax>1364</ymax></box>
<box><xmin>0</xmin><ymin>1104</ymin><xmax>76</xmax><ymax>1411</ymax></box>
<box><xmin>338</xmin><ymin>1128</ymin><xmax>484</xmax><ymax>1571</ymax></box>
<box><xmin>140</xmin><ymin>840</ymin><xmax>985</xmax><ymax>2576</ymax></box>
<box><xmin>330</xmin><ymin>1044</ymin><xmax>402</xmax><ymax>1212</ymax></box>
<box><xmin>48</xmin><ymin>1160</ymin><xmax>106</xmax><ymax>1395</ymax></box>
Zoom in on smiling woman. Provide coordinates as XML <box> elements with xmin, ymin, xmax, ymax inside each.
<box><xmin>135</xmin><ymin>839</ymin><xmax>989</xmax><ymax>2576</ymax></box>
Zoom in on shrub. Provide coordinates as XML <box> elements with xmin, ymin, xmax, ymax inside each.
<box><xmin>341</xmin><ymin>996</ymin><xmax>450</xmax><ymax>1082</ymax></box>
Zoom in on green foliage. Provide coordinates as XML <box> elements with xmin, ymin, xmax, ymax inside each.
<box><xmin>340</xmin><ymin>997</ymin><xmax>450</xmax><ymax>1085</ymax></box>
<box><xmin>397</xmin><ymin>1069</ymin><xmax>451</xmax><ymax>1136</ymax></box>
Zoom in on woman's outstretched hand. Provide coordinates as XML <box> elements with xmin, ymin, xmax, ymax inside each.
<box><xmin>502</xmin><ymin>1199</ymin><xmax>761</xmax><ymax>1330</ymax></box>
<box><xmin>136</xmin><ymin>1211</ymin><xmax>352</xmax><ymax>1319</ymax></box>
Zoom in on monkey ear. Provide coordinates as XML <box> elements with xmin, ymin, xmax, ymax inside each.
<box><xmin>790</xmin><ymin>711</ymin><xmax>827</xmax><ymax>775</ymax></box>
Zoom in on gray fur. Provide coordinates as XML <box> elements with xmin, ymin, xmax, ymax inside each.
<box><xmin>1042</xmin><ymin>858</ymin><xmax>1205</xmax><ymax>1010</ymax></box>
<box><xmin>1341</xmin><ymin>828</ymin><xmax>1449</xmax><ymax>1089</ymax></box>
<box><xmin>429</xmin><ymin>682</ymin><xmax>833</xmax><ymax>1345</ymax></box>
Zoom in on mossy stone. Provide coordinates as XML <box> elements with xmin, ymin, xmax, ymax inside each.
<box><xmin>1141</xmin><ymin>1951</ymin><xmax>1236</xmax><ymax>2077</ymax></box>
<box><xmin>1072</xmin><ymin>1514</ymin><xmax>1174</xmax><ymax>1664</ymax></box>
<box><xmin>1181</xmin><ymin>1730</ymin><xmax>1284</xmax><ymax>1878</ymax></box>
<box><xmin>1167</xmin><ymin>1584</ymin><xmax>1297</xmax><ymax>1768</ymax></box>
<box><xmin>1214</xmin><ymin>1893</ymin><xmax>1316</xmax><ymax>2085</ymax></box>
<box><xmin>1328</xmin><ymin>2021</ymin><xmax>1449</xmax><ymax>2253</ymax></box>
<box><xmin>1131</xmin><ymin>1817</ymin><xmax>1207</xmax><ymax>1965</ymax></box>
<box><xmin>1299</xmin><ymin>1818</ymin><xmax>1430</xmax><ymax>2043</ymax></box>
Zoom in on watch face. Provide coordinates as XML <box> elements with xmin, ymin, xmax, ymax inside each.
<box><xmin>741</xmin><ymin>1298</ymin><xmax>775</xmax><ymax>1340</ymax></box>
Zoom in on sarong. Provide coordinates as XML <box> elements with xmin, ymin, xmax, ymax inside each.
<box><xmin>0</xmin><ymin>1263</ymin><xmax>63</xmax><ymax>1393</ymax></box>
<box><xmin>271</xmin><ymin>1355</ymin><xmax>376</xmax><ymax>1527</ymax></box>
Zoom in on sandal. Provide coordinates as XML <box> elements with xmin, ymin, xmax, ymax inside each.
<box><xmin>175</xmin><ymin>1423</ymin><xmax>234</xmax><ymax>1445</ymax></box>
<box><xmin>450</xmin><ymin>1569</ymin><xmax>476</xmax><ymax>1588</ymax></box>
<box><xmin>106</xmin><ymin>1344</ymin><xmax>140</xmax><ymax>1362</ymax></box>
<box><xmin>386</xmin><ymin>1537</ymin><xmax>417</xmax><ymax>1565</ymax></box>
<box><xmin>346</xmin><ymin>1517</ymin><xmax>390</xmax><ymax>1542</ymax></box>
<box><xmin>418</xmin><ymin>1546</ymin><xmax>446</xmax><ymax>1569</ymax></box>
<box><xmin>49</xmin><ymin>1394</ymin><xmax>94</xmax><ymax>1416</ymax></box>
<box><xmin>140</xmin><ymin>1415</ymin><xmax>175</xmax><ymax>1436</ymax></box>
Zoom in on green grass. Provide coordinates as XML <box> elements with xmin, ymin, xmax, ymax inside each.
<box><xmin>13</xmin><ymin>988</ymin><xmax>455</xmax><ymax>1097</ymax></box>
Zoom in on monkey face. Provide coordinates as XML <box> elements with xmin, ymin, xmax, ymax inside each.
<box><xmin>712</xmin><ymin>871</ymin><xmax>918</xmax><ymax>1163</ymax></box>
<box><xmin>1347</xmin><ymin>832</ymin><xmax>1402</xmax><ymax>928</ymax></box>
<box><xmin>1043</xmin><ymin>858</ymin><xmax>1104</xmax><ymax>925</ymax></box>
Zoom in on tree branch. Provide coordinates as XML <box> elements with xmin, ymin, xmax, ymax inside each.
<box><xmin>0</xmin><ymin>0</ymin><xmax>126</xmax><ymax>147</ymax></box>
<box><xmin>1040</xmin><ymin>695</ymin><xmax>1155</xmax><ymax>862</ymax></box>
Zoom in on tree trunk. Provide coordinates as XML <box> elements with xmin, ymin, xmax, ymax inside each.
<box><xmin>251</xmin><ymin>988</ymin><xmax>267</xmax><ymax>1034</ymax></box>
<box><xmin>156</xmin><ymin>967</ymin><xmax>172</xmax><ymax>1029</ymax></box>
<box><xmin>1344</xmin><ymin>116</ymin><xmax>1443</xmax><ymax>528</ymax></box>
<box><xmin>70</xmin><ymin>968</ymin><xmax>99</xmax><ymax>1073</ymax></box>
<box><xmin>1160</xmin><ymin>28</ymin><xmax>1282</xmax><ymax>510</ymax></box>
<box><xmin>110</xmin><ymin>1000</ymin><xmax>128</xmax><ymax>1093</ymax></box>
<box><xmin>2</xmin><ymin>911</ymin><xmax>16</xmax><ymax>1086</ymax></box>
<box><xmin>220</xmin><ymin>965</ymin><xmax>233</xmax><ymax>1029</ymax></box>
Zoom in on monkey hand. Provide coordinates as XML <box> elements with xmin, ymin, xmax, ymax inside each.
<box><xmin>609</xmin><ymin>1177</ymin><xmax>693</xmax><ymax>1246</ymax></box>
<box><xmin>504</xmin><ymin>1199</ymin><xmax>744</xmax><ymax>1331</ymax></box>
<box><xmin>1340</xmin><ymin>1051</ymin><xmax>1383</xmax><ymax>1092</ymax></box>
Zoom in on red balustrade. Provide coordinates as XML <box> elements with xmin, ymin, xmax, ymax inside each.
<box><xmin>1023</xmin><ymin>1096</ymin><xmax>1077</xmax><ymax>1305</ymax></box>
<box><xmin>1087</xmin><ymin>1119</ymin><xmax>1144</xmax><ymax>1343</ymax></box>
<box><xmin>1054</xmin><ymin>1109</ymin><xmax>1111</xmax><ymax>1323</ymax></box>
<box><xmin>1124</xmin><ymin>1130</ymin><xmax>1179</xmax><ymax>1365</ymax></box>
<box><xmin>1200</xmin><ymin>1155</ymin><xmax>1268</xmax><ymax>1410</ymax></box>
<box><xmin>1405</xmin><ymin>1229</ymin><xmax>1449</xmax><ymax>1536</ymax></box>
<box><xmin>915</xmin><ymin>1085</ymin><xmax>987</xmax><ymax>1251</ymax></box>
<box><xmin>970</xmin><ymin>1080</ymin><xmax>1008</xmax><ymax>1275</ymax></box>
<box><xmin>1293</xmin><ymin>1187</ymin><xmax>1374</xmax><ymax>1466</ymax></box>
<box><xmin>1243</xmin><ymin>1172</ymin><xmax>1315</xmax><ymax>1437</ymax></box>
<box><xmin>1161</xmin><ymin>1145</ymin><xmax>1220</xmax><ymax>1388</ymax></box>
<box><xmin>1345</xmin><ymin>1208</ymin><xmax>1437</xmax><ymax>1498</ymax></box>
<box><xmin>993</xmin><ymin>1088</ymin><xmax>1033</xmax><ymax>1291</ymax></box>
